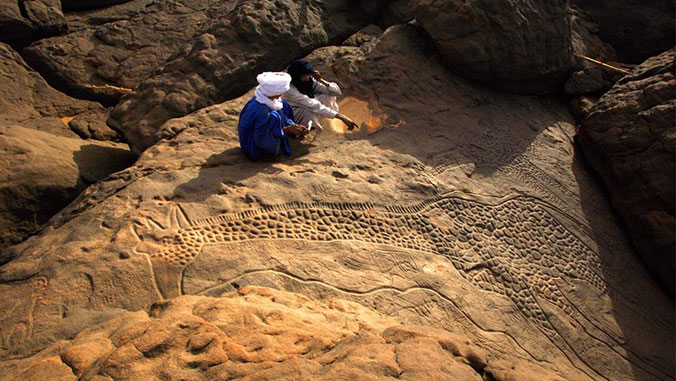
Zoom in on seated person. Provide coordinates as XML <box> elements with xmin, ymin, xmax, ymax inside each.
<box><xmin>284</xmin><ymin>60</ymin><xmax>358</xmax><ymax>133</ymax></box>
<box><xmin>238</xmin><ymin>72</ymin><xmax>308</xmax><ymax>160</ymax></box>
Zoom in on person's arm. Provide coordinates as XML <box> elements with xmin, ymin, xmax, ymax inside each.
<box><xmin>285</xmin><ymin>86</ymin><xmax>337</xmax><ymax>118</ymax></box>
<box><xmin>312</xmin><ymin>70</ymin><xmax>342</xmax><ymax>96</ymax></box>
<box><xmin>335</xmin><ymin>113</ymin><xmax>358</xmax><ymax>130</ymax></box>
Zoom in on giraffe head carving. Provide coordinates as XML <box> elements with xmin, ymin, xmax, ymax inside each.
<box><xmin>132</xmin><ymin>205</ymin><xmax>190</xmax><ymax>256</ymax></box>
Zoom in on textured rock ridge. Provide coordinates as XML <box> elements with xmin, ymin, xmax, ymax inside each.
<box><xmin>0</xmin><ymin>287</ymin><xmax>567</xmax><ymax>380</ymax></box>
<box><xmin>411</xmin><ymin>0</ymin><xmax>574</xmax><ymax>94</ymax></box>
<box><xmin>577</xmin><ymin>49</ymin><xmax>676</xmax><ymax>297</ymax></box>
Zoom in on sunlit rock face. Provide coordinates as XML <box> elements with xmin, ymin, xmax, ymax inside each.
<box><xmin>0</xmin><ymin>23</ymin><xmax>673</xmax><ymax>381</ymax></box>
<box><xmin>106</xmin><ymin>0</ymin><xmax>391</xmax><ymax>153</ymax></box>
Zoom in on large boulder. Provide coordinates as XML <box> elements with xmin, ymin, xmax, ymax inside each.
<box><xmin>410</xmin><ymin>0</ymin><xmax>573</xmax><ymax>94</ymax></box>
<box><xmin>0</xmin><ymin>25</ymin><xmax>672</xmax><ymax>380</ymax></box>
<box><xmin>565</xmin><ymin>5</ymin><xmax>623</xmax><ymax>96</ymax></box>
<box><xmin>0</xmin><ymin>2</ymin><xmax>34</xmax><ymax>43</ymax></box>
<box><xmin>61</xmin><ymin>0</ymin><xmax>132</xmax><ymax>11</ymax></box>
<box><xmin>0</xmin><ymin>0</ymin><xmax>66</xmax><ymax>43</ymax></box>
<box><xmin>0</xmin><ymin>42</ymin><xmax>130</xmax><ymax>250</ymax></box>
<box><xmin>22</xmin><ymin>0</ymin><xmax>213</xmax><ymax>105</ymax></box>
<box><xmin>0</xmin><ymin>286</ymin><xmax>564</xmax><ymax>380</ymax></box>
<box><xmin>572</xmin><ymin>0</ymin><xmax>675</xmax><ymax>64</ymax></box>
<box><xmin>577</xmin><ymin>49</ymin><xmax>676</xmax><ymax>297</ymax></box>
<box><xmin>108</xmin><ymin>0</ymin><xmax>386</xmax><ymax>153</ymax></box>
<box><xmin>0</xmin><ymin>125</ymin><xmax>135</xmax><ymax>251</ymax></box>
<box><xmin>0</xmin><ymin>42</ymin><xmax>117</xmax><ymax>140</ymax></box>
<box><xmin>23</xmin><ymin>0</ymin><xmax>67</xmax><ymax>36</ymax></box>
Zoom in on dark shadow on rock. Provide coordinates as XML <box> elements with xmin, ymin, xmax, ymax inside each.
<box><xmin>573</xmin><ymin>144</ymin><xmax>675</xmax><ymax>381</ymax></box>
<box><xmin>172</xmin><ymin>141</ymin><xmax>314</xmax><ymax>203</ymax></box>
<box><xmin>72</xmin><ymin>144</ymin><xmax>137</xmax><ymax>186</ymax></box>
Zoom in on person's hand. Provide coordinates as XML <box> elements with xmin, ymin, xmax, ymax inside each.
<box><xmin>311</xmin><ymin>70</ymin><xmax>322</xmax><ymax>81</ymax></box>
<box><xmin>284</xmin><ymin>124</ymin><xmax>309</xmax><ymax>137</ymax></box>
<box><xmin>337</xmin><ymin>114</ymin><xmax>359</xmax><ymax>131</ymax></box>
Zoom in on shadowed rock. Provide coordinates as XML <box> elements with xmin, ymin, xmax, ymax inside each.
<box><xmin>0</xmin><ymin>125</ymin><xmax>135</xmax><ymax>252</ymax></box>
<box><xmin>410</xmin><ymin>0</ymin><xmax>574</xmax><ymax>94</ymax></box>
<box><xmin>572</xmin><ymin>0</ymin><xmax>675</xmax><ymax>64</ymax></box>
<box><xmin>577</xmin><ymin>49</ymin><xmax>676</xmax><ymax>297</ymax></box>
<box><xmin>0</xmin><ymin>0</ymin><xmax>66</xmax><ymax>43</ymax></box>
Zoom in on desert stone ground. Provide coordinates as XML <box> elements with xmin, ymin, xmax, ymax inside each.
<box><xmin>0</xmin><ymin>1</ymin><xmax>674</xmax><ymax>380</ymax></box>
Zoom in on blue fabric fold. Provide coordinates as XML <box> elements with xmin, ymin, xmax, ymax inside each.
<box><xmin>238</xmin><ymin>97</ymin><xmax>296</xmax><ymax>160</ymax></box>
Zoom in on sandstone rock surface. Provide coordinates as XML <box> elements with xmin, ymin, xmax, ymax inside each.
<box><xmin>577</xmin><ymin>49</ymin><xmax>676</xmax><ymax>297</ymax></box>
<box><xmin>0</xmin><ymin>125</ymin><xmax>135</xmax><ymax>251</ymax></box>
<box><xmin>108</xmin><ymin>0</ymin><xmax>388</xmax><ymax>152</ymax></box>
<box><xmin>0</xmin><ymin>42</ymin><xmax>130</xmax><ymax>250</ymax></box>
<box><xmin>565</xmin><ymin>6</ymin><xmax>623</xmax><ymax>96</ymax></box>
<box><xmin>0</xmin><ymin>0</ymin><xmax>66</xmax><ymax>43</ymax></box>
<box><xmin>0</xmin><ymin>286</ymin><xmax>564</xmax><ymax>380</ymax></box>
<box><xmin>23</xmin><ymin>0</ymin><xmax>211</xmax><ymax>105</ymax></box>
<box><xmin>61</xmin><ymin>0</ymin><xmax>131</xmax><ymax>11</ymax></box>
<box><xmin>572</xmin><ymin>0</ymin><xmax>675</xmax><ymax>64</ymax></box>
<box><xmin>0</xmin><ymin>25</ymin><xmax>672</xmax><ymax>380</ymax></box>
<box><xmin>410</xmin><ymin>0</ymin><xmax>573</xmax><ymax>94</ymax></box>
<box><xmin>0</xmin><ymin>42</ymin><xmax>116</xmax><ymax>140</ymax></box>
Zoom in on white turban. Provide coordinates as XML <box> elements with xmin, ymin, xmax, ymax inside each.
<box><xmin>256</xmin><ymin>72</ymin><xmax>291</xmax><ymax>96</ymax></box>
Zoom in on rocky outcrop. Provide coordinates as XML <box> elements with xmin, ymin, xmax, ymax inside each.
<box><xmin>0</xmin><ymin>42</ymin><xmax>116</xmax><ymax>140</ymax></box>
<box><xmin>23</xmin><ymin>0</ymin><xmax>67</xmax><ymax>36</ymax></box>
<box><xmin>108</xmin><ymin>0</ymin><xmax>388</xmax><ymax>153</ymax></box>
<box><xmin>410</xmin><ymin>0</ymin><xmax>573</xmax><ymax>94</ymax></box>
<box><xmin>0</xmin><ymin>124</ymin><xmax>135</xmax><ymax>251</ymax></box>
<box><xmin>0</xmin><ymin>25</ymin><xmax>672</xmax><ymax>380</ymax></box>
<box><xmin>60</xmin><ymin>0</ymin><xmax>131</xmax><ymax>11</ymax></box>
<box><xmin>565</xmin><ymin>6</ymin><xmax>624</xmax><ymax>96</ymax></box>
<box><xmin>376</xmin><ymin>0</ymin><xmax>412</xmax><ymax>29</ymax></box>
<box><xmin>0</xmin><ymin>286</ymin><xmax>566</xmax><ymax>380</ymax></box>
<box><xmin>0</xmin><ymin>0</ymin><xmax>66</xmax><ymax>43</ymax></box>
<box><xmin>22</xmin><ymin>0</ymin><xmax>212</xmax><ymax>105</ymax></box>
<box><xmin>577</xmin><ymin>49</ymin><xmax>676</xmax><ymax>297</ymax></box>
<box><xmin>0</xmin><ymin>42</ymin><xmax>131</xmax><ymax>250</ymax></box>
<box><xmin>0</xmin><ymin>2</ymin><xmax>35</xmax><ymax>43</ymax></box>
<box><xmin>572</xmin><ymin>0</ymin><xmax>675</xmax><ymax>64</ymax></box>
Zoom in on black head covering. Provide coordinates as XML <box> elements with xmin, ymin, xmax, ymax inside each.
<box><xmin>287</xmin><ymin>60</ymin><xmax>315</xmax><ymax>98</ymax></box>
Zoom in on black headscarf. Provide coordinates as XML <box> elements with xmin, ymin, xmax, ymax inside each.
<box><xmin>287</xmin><ymin>60</ymin><xmax>315</xmax><ymax>98</ymax></box>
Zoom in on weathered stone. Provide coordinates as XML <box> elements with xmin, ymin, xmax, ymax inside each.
<box><xmin>0</xmin><ymin>25</ymin><xmax>672</xmax><ymax>381</ymax></box>
<box><xmin>410</xmin><ymin>0</ymin><xmax>573</xmax><ymax>94</ymax></box>
<box><xmin>577</xmin><ymin>49</ymin><xmax>676</xmax><ymax>297</ymax></box>
<box><xmin>0</xmin><ymin>287</ymin><xmax>564</xmax><ymax>380</ymax></box>
<box><xmin>342</xmin><ymin>25</ymin><xmax>383</xmax><ymax>47</ymax></box>
<box><xmin>108</xmin><ymin>0</ymin><xmax>387</xmax><ymax>152</ymax></box>
<box><xmin>23</xmin><ymin>0</ymin><xmax>67</xmax><ymax>36</ymax></box>
<box><xmin>0</xmin><ymin>0</ymin><xmax>67</xmax><ymax>44</ymax></box>
<box><xmin>0</xmin><ymin>125</ymin><xmax>135</xmax><ymax>251</ymax></box>
<box><xmin>0</xmin><ymin>2</ymin><xmax>35</xmax><ymax>43</ymax></box>
<box><xmin>0</xmin><ymin>42</ymin><xmax>117</xmax><ymax>140</ymax></box>
<box><xmin>22</xmin><ymin>0</ymin><xmax>211</xmax><ymax>106</ymax></box>
<box><xmin>569</xmin><ymin>95</ymin><xmax>598</xmax><ymax>119</ymax></box>
<box><xmin>572</xmin><ymin>0</ymin><xmax>675</xmax><ymax>64</ymax></box>
<box><xmin>565</xmin><ymin>6</ymin><xmax>627</xmax><ymax>96</ymax></box>
<box><xmin>61</xmin><ymin>0</ymin><xmax>132</xmax><ymax>11</ymax></box>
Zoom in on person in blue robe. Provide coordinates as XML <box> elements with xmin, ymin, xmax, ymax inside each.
<box><xmin>238</xmin><ymin>72</ymin><xmax>308</xmax><ymax>160</ymax></box>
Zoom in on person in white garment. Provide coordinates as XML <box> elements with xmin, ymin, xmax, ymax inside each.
<box><xmin>284</xmin><ymin>59</ymin><xmax>358</xmax><ymax>134</ymax></box>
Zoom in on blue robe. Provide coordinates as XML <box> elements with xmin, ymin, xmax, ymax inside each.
<box><xmin>237</xmin><ymin>97</ymin><xmax>296</xmax><ymax>160</ymax></box>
